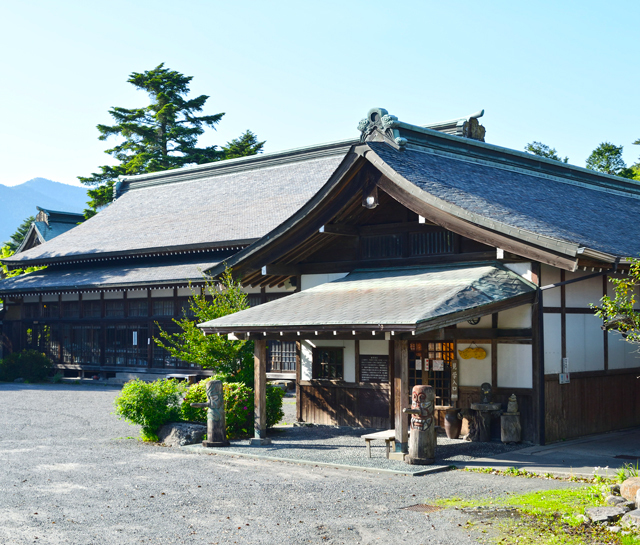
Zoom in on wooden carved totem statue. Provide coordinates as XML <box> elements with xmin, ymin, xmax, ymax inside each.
<box><xmin>190</xmin><ymin>380</ymin><xmax>229</xmax><ymax>447</ymax></box>
<box><xmin>403</xmin><ymin>385</ymin><xmax>436</xmax><ymax>465</ymax></box>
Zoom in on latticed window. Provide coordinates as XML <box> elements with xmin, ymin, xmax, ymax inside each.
<box><xmin>61</xmin><ymin>301</ymin><xmax>80</xmax><ymax>318</ymax></box>
<box><xmin>42</xmin><ymin>302</ymin><xmax>59</xmax><ymax>319</ymax></box>
<box><xmin>267</xmin><ymin>341</ymin><xmax>296</xmax><ymax>372</ymax></box>
<box><xmin>152</xmin><ymin>300</ymin><xmax>174</xmax><ymax>316</ymax></box>
<box><xmin>105</xmin><ymin>300</ymin><xmax>125</xmax><ymax>318</ymax></box>
<box><xmin>313</xmin><ymin>347</ymin><xmax>343</xmax><ymax>380</ymax></box>
<box><xmin>23</xmin><ymin>303</ymin><xmax>40</xmax><ymax>319</ymax></box>
<box><xmin>128</xmin><ymin>299</ymin><xmax>148</xmax><ymax>317</ymax></box>
<box><xmin>408</xmin><ymin>341</ymin><xmax>456</xmax><ymax>406</ymax></box>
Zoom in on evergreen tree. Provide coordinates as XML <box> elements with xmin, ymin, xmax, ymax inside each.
<box><xmin>222</xmin><ymin>130</ymin><xmax>265</xmax><ymax>160</ymax></box>
<box><xmin>5</xmin><ymin>216</ymin><xmax>35</xmax><ymax>252</ymax></box>
<box><xmin>524</xmin><ymin>141</ymin><xmax>568</xmax><ymax>163</ymax></box>
<box><xmin>79</xmin><ymin>64</ymin><xmax>265</xmax><ymax>217</ymax></box>
<box><xmin>585</xmin><ymin>142</ymin><xmax>628</xmax><ymax>176</ymax></box>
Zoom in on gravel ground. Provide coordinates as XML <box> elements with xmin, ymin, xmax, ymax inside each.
<box><xmin>0</xmin><ymin>383</ymin><xmax>578</xmax><ymax>545</ymax></box>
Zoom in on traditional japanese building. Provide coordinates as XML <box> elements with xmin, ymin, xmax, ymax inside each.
<box><xmin>14</xmin><ymin>207</ymin><xmax>85</xmax><ymax>254</ymax></box>
<box><xmin>2</xmin><ymin>107</ymin><xmax>640</xmax><ymax>447</ymax></box>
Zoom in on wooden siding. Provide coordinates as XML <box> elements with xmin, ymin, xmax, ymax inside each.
<box><xmin>545</xmin><ymin>369</ymin><xmax>640</xmax><ymax>443</ymax></box>
<box><xmin>299</xmin><ymin>381</ymin><xmax>391</xmax><ymax>428</ymax></box>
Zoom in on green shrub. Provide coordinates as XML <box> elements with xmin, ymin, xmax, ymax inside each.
<box><xmin>180</xmin><ymin>379</ymin><xmax>285</xmax><ymax>439</ymax></box>
<box><xmin>0</xmin><ymin>350</ymin><xmax>52</xmax><ymax>382</ymax></box>
<box><xmin>114</xmin><ymin>379</ymin><xmax>186</xmax><ymax>441</ymax></box>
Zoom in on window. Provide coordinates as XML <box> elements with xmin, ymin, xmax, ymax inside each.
<box><xmin>408</xmin><ymin>341</ymin><xmax>456</xmax><ymax>406</ymax></box>
<box><xmin>128</xmin><ymin>299</ymin><xmax>148</xmax><ymax>317</ymax></box>
<box><xmin>313</xmin><ymin>347</ymin><xmax>343</xmax><ymax>380</ymax></box>
<box><xmin>410</xmin><ymin>231</ymin><xmax>455</xmax><ymax>256</ymax></box>
<box><xmin>247</xmin><ymin>294</ymin><xmax>263</xmax><ymax>307</ymax></box>
<box><xmin>267</xmin><ymin>340</ymin><xmax>296</xmax><ymax>372</ymax></box>
<box><xmin>61</xmin><ymin>301</ymin><xmax>80</xmax><ymax>319</ymax></box>
<box><xmin>42</xmin><ymin>302</ymin><xmax>59</xmax><ymax>319</ymax></box>
<box><xmin>153</xmin><ymin>300</ymin><xmax>174</xmax><ymax>316</ymax></box>
<box><xmin>23</xmin><ymin>303</ymin><xmax>40</xmax><ymax>319</ymax></box>
<box><xmin>105</xmin><ymin>300</ymin><xmax>125</xmax><ymax>318</ymax></box>
<box><xmin>361</xmin><ymin>234</ymin><xmax>403</xmax><ymax>259</ymax></box>
<box><xmin>83</xmin><ymin>301</ymin><xmax>102</xmax><ymax>318</ymax></box>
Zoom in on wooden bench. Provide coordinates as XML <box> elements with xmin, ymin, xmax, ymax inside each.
<box><xmin>361</xmin><ymin>430</ymin><xmax>397</xmax><ymax>458</ymax></box>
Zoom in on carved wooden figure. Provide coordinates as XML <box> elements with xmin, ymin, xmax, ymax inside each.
<box><xmin>402</xmin><ymin>385</ymin><xmax>436</xmax><ymax>465</ymax></box>
<box><xmin>190</xmin><ymin>380</ymin><xmax>229</xmax><ymax>447</ymax></box>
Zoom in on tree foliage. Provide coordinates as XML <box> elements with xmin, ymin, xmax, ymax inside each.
<box><xmin>592</xmin><ymin>259</ymin><xmax>640</xmax><ymax>344</ymax></box>
<box><xmin>222</xmin><ymin>130</ymin><xmax>265</xmax><ymax>160</ymax></box>
<box><xmin>585</xmin><ymin>142</ymin><xmax>628</xmax><ymax>176</ymax></box>
<box><xmin>154</xmin><ymin>269</ymin><xmax>251</xmax><ymax>376</ymax></box>
<box><xmin>524</xmin><ymin>141</ymin><xmax>568</xmax><ymax>163</ymax></box>
<box><xmin>79</xmin><ymin>64</ymin><xmax>265</xmax><ymax>217</ymax></box>
<box><xmin>4</xmin><ymin>216</ymin><xmax>35</xmax><ymax>252</ymax></box>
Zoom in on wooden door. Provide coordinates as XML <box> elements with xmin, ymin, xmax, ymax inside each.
<box><xmin>408</xmin><ymin>341</ymin><xmax>456</xmax><ymax>407</ymax></box>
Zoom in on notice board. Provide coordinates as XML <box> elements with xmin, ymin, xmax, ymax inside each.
<box><xmin>359</xmin><ymin>355</ymin><xmax>389</xmax><ymax>383</ymax></box>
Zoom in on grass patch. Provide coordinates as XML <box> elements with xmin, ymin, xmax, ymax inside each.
<box><xmin>437</xmin><ymin>485</ymin><xmax>638</xmax><ymax>544</ymax></box>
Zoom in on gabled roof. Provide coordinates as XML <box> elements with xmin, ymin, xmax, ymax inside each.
<box><xmin>15</xmin><ymin>207</ymin><xmax>85</xmax><ymax>254</ymax></box>
<box><xmin>199</xmin><ymin>264</ymin><xmax>536</xmax><ymax>335</ymax></box>
<box><xmin>210</xmin><ymin>108</ymin><xmax>640</xmax><ymax>278</ymax></box>
<box><xmin>3</xmin><ymin>141</ymin><xmax>353</xmax><ymax>267</ymax></box>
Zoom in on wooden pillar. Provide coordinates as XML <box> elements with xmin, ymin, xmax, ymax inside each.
<box><xmin>393</xmin><ymin>339</ymin><xmax>409</xmax><ymax>455</ymax></box>
<box><xmin>251</xmin><ymin>339</ymin><xmax>271</xmax><ymax>446</ymax></box>
<box><xmin>295</xmin><ymin>340</ymin><xmax>302</xmax><ymax>422</ymax></box>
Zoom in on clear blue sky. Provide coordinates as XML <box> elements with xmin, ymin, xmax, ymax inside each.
<box><xmin>1</xmin><ymin>0</ymin><xmax>638</xmax><ymax>187</ymax></box>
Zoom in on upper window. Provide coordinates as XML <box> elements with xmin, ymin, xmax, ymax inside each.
<box><xmin>313</xmin><ymin>347</ymin><xmax>343</xmax><ymax>380</ymax></box>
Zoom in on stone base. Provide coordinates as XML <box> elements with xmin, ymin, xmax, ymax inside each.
<box><xmin>501</xmin><ymin>414</ymin><xmax>522</xmax><ymax>443</ymax></box>
<box><xmin>250</xmin><ymin>437</ymin><xmax>272</xmax><ymax>446</ymax></box>
<box><xmin>405</xmin><ymin>456</ymin><xmax>435</xmax><ymax>466</ymax></box>
<box><xmin>388</xmin><ymin>452</ymin><xmax>406</xmax><ymax>461</ymax></box>
<box><xmin>202</xmin><ymin>440</ymin><xmax>229</xmax><ymax>448</ymax></box>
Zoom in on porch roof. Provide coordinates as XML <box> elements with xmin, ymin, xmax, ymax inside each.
<box><xmin>199</xmin><ymin>263</ymin><xmax>537</xmax><ymax>335</ymax></box>
<box><xmin>0</xmin><ymin>258</ymin><xmax>219</xmax><ymax>296</ymax></box>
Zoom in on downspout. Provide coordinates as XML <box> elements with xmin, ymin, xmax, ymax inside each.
<box><xmin>535</xmin><ymin>257</ymin><xmax>620</xmax><ymax>445</ymax></box>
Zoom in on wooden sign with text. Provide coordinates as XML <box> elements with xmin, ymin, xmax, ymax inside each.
<box><xmin>359</xmin><ymin>355</ymin><xmax>389</xmax><ymax>383</ymax></box>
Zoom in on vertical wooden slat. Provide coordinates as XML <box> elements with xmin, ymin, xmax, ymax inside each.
<box><xmin>251</xmin><ymin>339</ymin><xmax>271</xmax><ymax>445</ymax></box>
<box><xmin>295</xmin><ymin>341</ymin><xmax>302</xmax><ymax>422</ymax></box>
<box><xmin>394</xmin><ymin>339</ymin><xmax>409</xmax><ymax>453</ymax></box>
<box><xmin>354</xmin><ymin>340</ymin><xmax>360</xmax><ymax>383</ymax></box>
<box><xmin>389</xmin><ymin>340</ymin><xmax>395</xmax><ymax>425</ymax></box>
<box><xmin>603</xmin><ymin>275</ymin><xmax>609</xmax><ymax>372</ymax></box>
<box><xmin>491</xmin><ymin>313</ymin><xmax>498</xmax><ymax>387</ymax></box>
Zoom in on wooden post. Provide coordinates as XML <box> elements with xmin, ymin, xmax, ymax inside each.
<box><xmin>251</xmin><ymin>339</ymin><xmax>271</xmax><ymax>446</ymax></box>
<box><xmin>392</xmin><ymin>339</ymin><xmax>409</xmax><ymax>456</ymax></box>
<box><xmin>295</xmin><ymin>341</ymin><xmax>302</xmax><ymax>422</ymax></box>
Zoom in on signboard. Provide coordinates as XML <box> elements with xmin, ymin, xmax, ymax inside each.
<box><xmin>359</xmin><ymin>355</ymin><xmax>389</xmax><ymax>383</ymax></box>
<box><xmin>432</xmin><ymin>359</ymin><xmax>444</xmax><ymax>372</ymax></box>
<box><xmin>132</xmin><ymin>331</ymin><xmax>138</xmax><ymax>346</ymax></box>
<box><xmin>451</xmin><ymin>360</ymin><xmax>459</xmax><ymax>401</ymax></box>
<box><xmin>415</xmin><ymin>358</ymin><xmax>422</xmax><ymax>371</ymax></box>
<box><xmin>559</xmin><ymin>373</ymin><xmax>570</xmax><ymax>384</ymax></box>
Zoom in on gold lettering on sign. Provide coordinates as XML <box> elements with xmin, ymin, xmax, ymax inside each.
<box><xmin>451</xmin><ymin>360</ymin><xmax>459</xmax><ymax>401</ymax></box>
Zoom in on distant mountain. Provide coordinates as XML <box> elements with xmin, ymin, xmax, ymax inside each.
<box><xmin>0</xmin><ymin>178</ymin><xmax>88</xmax><ymax>246</ymax></box>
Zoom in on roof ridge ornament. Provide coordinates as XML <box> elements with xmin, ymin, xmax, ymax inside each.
<box><xmin>358</xmin><ymin>108</ymin><xmax>407</xmax><ymax>149</ymax></box>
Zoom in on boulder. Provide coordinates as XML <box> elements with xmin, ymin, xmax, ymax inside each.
<box><xmin>620</xmin><ymin>477</ymin><xmax>640</xmax><ymax>501</ymax></box>
<box><xmin>606</xmin><ymin>495</ymin><xmax>628</xmax><ymax>506</ymax></box>
<box><xmin>585</xmin><ymin>506</ymin><xmax>627</xmax><ymax>524</ymax></box>
<box><xmin>158</xmin><ymin>422</ymin><xmax>206</xmax><ymax>447</ymax></box>
<box><xmin>621</xmin><ymin>509</ymin><xmax>640</xmax><ymax>528</ymax></box>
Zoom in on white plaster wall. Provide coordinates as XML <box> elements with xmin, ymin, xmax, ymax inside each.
<box><xmin>42</xmin><ymin>294</ymin><xmax>58</xmax><ymax>302</ymax></box>
<box><xmin>127</xmin><ymin>290</ymin><xmax>148</xmax><ymax>299</ymax></box>
<box><xmin>301</xmin><ymin>273</ymin><xmax>348</xmax><ymax>291</ymax></box>
<box><xmin>23</xmin><ymin>296</ymin><xmax>39</xmax><ymax>303</ymax></box>
<box><xmin>177</xmin><ymin>287</ymin><xmax>196</xmax><ymax>297</ymax></box>
<box><xmin>543</xmin><ymin>313</ymin><xmax>562</xmax><ymax>374</ymax></box>
<box><xmin>505</xmin><ymin>262</ymin><xmax>533</xmax><ymax>282</ymax></box>
<box><xmin>61</xmin><ymin>293</ymin><xmax>79</xmax><ymax>301</ymax></box>
<box><xmin>566</xmin><ymin>314</ymin><xmax>605</xmax><ymax>372</ymax></box>
<box><xmin>458</xmin><ymin>342</ymin><xmax>492</xmax><ymax>386</ymax></box>
<box><xmin>266</xmin><ymin>284</ymin><xmax>296</xmax><ymax>293</ymax></box>
<box><xmin>498</xmin><ymin>305</ymin><xmax>531</xmax><ymax>329</ymax></box>
<box><xmin>565</xmin><ymin>271</ymin><xmax>604</xmax><ymax>308</ymax></box>
<box><xmin>82</xmin><ymin>292</ymin><xmax>101</xmax><ymax>300</ymax></box>
<box><xmin>359</xmin><ymin>340</ymin><xmax>389</xmax><ymax>355</ymax></box>
<box><xmin>497</xmin><ymin>343</ymin><xmax>533</xmax><ymax>388</ymax></box>
<box><xmin>151</xmin><ymin>288</ymin><xmax>172</xmax><ymax>298</ymax></box>
<box><xmin>104</xmin><ymin>291</ymin><xmax>124</xmax><ymax>300</ymax></box>
<box><xmin>244</xmin><ymin>286</ymin><xmax>262</xmax><ymax>294</ymax></box>
<box><xmin>300</xmin><ymin>339</ymin><xmax>356</xmax><ymax>382</ymax></box>
<box><xmin>456</xmin><ymin>315</ymin><xmax>492</xmax><ymax>328</ymax></box>
<box><xmin>608</xmin><ymin>331</ymin><xmax>640</xmax><ymax>370</ymax></box>
<box><xmin>541</xmin><ymin>265</ymin><xmax>561</xmax><ymax>307</ymax></box>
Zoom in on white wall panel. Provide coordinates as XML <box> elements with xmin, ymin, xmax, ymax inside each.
<box><xmin>497</xmin><ymin>344</ymin><xmax>532</xmax><ymax>388</ymax></box>
<box><xmin>82</xmin><ymin>292</ymin><xmax>101</xmax><ymax>301</ymax></box>
<box><xmin>127</xmin><ymin>290</ymin><xmax>148</xmax><ymax>299</ymax></box>
<box><xmin>103</xmin><ymin>291</ymin><xmax>124</xmax><ymax>300</ymax></box>
<box><xmin>608</xmin><ymin>331</ymin><xmax>640</xmax><ymax>370</ymax></box>
<box><xmin>301</xmin><ymin>341</ymin><xmax>313</xmax><ymax>380</ymax></box>
<box><xmin>61</xmin><ymin>293</ymin><xmax>79</xmax><ymax>301</ymax></box>
<box><xmin>23</xmin><ymin>296</ymin><xmax>39</xmax><ymax>303</ymax></box>
<box><xmin>498</xmin><ymin>305</ymin><xmax>531</xmax><ymax>329</ymax></box>
<box><xmin>42</xmin><ymin>294</ymin><xmax>58</xmax><ymax>302</ymax></box>
<box><xmin>151</xmin><ymin>288</ymin><xmax>172</xmax><ymax>298</ymax></box>
<box><xmin>541</xmin><ymin>265</ymin><xmax>561</xmax><ymax>307</ymax></box>
<box><xmin>458</xmin><ymin>343</ymin><xmax>491</xmax><ymax>386</ymax></box>
<box><xmin>606</xmin><ymin>276</ymin><xmax>640</xmax><ymax>309</ymax></box>
<box><xmin>566</xmin><ymin>314</ymin><xmax>604</xmax><ymax>372</ymax></box>
<box><xmin>543</xmin><ymin>313</ymin><xmax>562</xmax><ymax>374</ymax></box>
<box><xmin>505</xmin><ymin>262</ymin><xmax>533</xmax><ymax>282</ymax></box>
<box><xmin>301</xmin><ymin>273</ymin><xmax>348</xmax><ymax>291</ymax></box>
<box><xmin>566</xmin><ymin>271</ymin><xmax>604</xmax><ymax>308</ymax></box>
<box><xmin>359</xmin><ymin>340</ymin><xmax>389</xmax><ymax>355</ymax></box>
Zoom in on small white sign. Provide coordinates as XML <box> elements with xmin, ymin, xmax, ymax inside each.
<box><xmin>132</xmin><ymin>331</ymin><xmax>138</xmax><ymax>346</ymax></box>
<box><xmin>559</xmin><ymin>373</ymin><xmax>570</xmax><ymax>384</ymax></box>
<box><xmin>562</xmin><ymin>357</ymin><xmax>569</xmax><ymax>374</ymax></box>
<box><xmin>415</xmin><ymin>359</ymin><xmax>422</xmax><ymax>371</ymax></box>
<box><xmin>432</xmin><ymin>359</ymin><xmax>444</xmax><ymax>372</ymax></box>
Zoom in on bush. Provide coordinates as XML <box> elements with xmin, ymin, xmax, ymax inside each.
<box><xmin>0</xmin><ymin>350</ymin><xmax>52</xmax><ymax>382</ymax></box>
<box><xmin>114</xmin><ymin>379</ymin><xmax>185</xmax><ymax>441</ymax></box>
<box><xmin>181</xmin><ymin>378</ymin><xmax>285</xmax><ymax>439</ymax></box>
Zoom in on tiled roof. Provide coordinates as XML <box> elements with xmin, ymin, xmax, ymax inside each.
<box><xmin>199</xmin><ymin>264</ymin><xmax>535</xmax><ymax>332</ymax></box>
<box><xmin>0</xmin><ymin>259</ymin><xmax>219</xmax><ymax>296</ymax></box>
<box><xmin>4</xmin><ymin>142</ymin><xmax>350</xmax><ymax>266</ymax></box>
<box><xmin>370</xmin><ymin>142</ymin><xmax>640</xmax><ymax>258</ymax></box>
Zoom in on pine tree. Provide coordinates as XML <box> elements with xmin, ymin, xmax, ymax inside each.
<box><xmin>79</xmin><ymin>64</ymin><xmax>264</xmax><ymax>217</ymax></box>
<box><xmin>524</xmin><ymin>142</ymin><xmax>569</xmax><ymax>163</ymax></box>
<box><xmin>222</xmin><ymin>130</ymin><xmax>265</xmax><ymax>160</ymax></box>
<box><xmin>5</xmin><ymin>216</ymin><xmax>35</xmax><ymax>252</ymax></box>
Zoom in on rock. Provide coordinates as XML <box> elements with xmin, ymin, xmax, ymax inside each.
<box><xmin>608</xmin><ymin>526</ymin><xmax>621</xmax><ymax>533</ymax></box>
<box><xmin>585</xmin><ymin>506</ymin><xmax>627</xmax><ymax>524</ymax></box>
<box><xmin>13</xmin><ymin>378</ymin><xmax>24</xmax><ymax>383</ymax></box>
<box><xmin>603</xmin><ymin>483</ymin><xmax>621</xmax><ymax>496</ymax></box>
<box><xmin>157</xmin><ymin>422</ymin><xmax>206</xmax><ymax>447</ymax></box>
<box><xmin>621</xmin><ymin>477</ymin><xmax>640</xmax><ymax>501</ymax></box>
<box><xmin>621</xmin><ymin>509</ymin><xmax>640</xmax><ymax>528</ymax></box>
<box><xmin>607</xmin><ymin>495</ymin><xmax>628</xmax><ymax>506</ymax></box>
